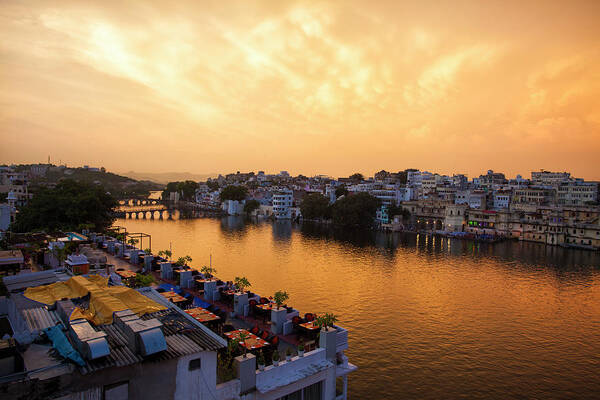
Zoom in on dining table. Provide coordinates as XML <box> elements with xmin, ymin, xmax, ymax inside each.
<box><xmin>223</xmin><ymin>329</ymin><xmax>270</xmax><ymax>350</ymax></box>
<box><xmin>160</xmin><ymin>291</ymin><xmax>187</xmax><ymax>304</ymax></box>
<box><xmin>185</xmin><ymin>307</ymin><xmax>220</xmax><ymax>323</ymax></box>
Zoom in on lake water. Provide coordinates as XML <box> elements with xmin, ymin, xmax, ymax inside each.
<box><xmin>116</xmin><ymin>216</ymin><xmax>600</xmax><ymax>399</ymax></box>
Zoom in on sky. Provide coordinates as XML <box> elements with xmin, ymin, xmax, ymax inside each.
<box><xmin>1</xmin><ymin>0</ymin><xmax>599</xmax><ymax>180</ymax></box>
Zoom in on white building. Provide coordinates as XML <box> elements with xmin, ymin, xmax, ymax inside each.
<box><xmin>493</xmin><ymin>191</ymin><xmax>512</xmax><ymax>210</ymax></box>
<box><xmin>556</xmin><ymin>181</ymin><xmax>598</xmax><ymax>205</ymax></box>
<box><xmin>222</xmin><ymin>199</ymin><xmax>245</xmax><ymax>215</ymax></box>
<box><xmin>272</xmin><ymin>189</ymin><xmax>294</xmax><ymax>219</ymax></box>
<box><xmin>531</xmin><ymin>170</ymin><xmax>571</xmax><ymax>185</ymax></box>
<box><xmin>455</xmin><ymin>190</ymin><xmax>487</xmax><ymax>209</ymax></box>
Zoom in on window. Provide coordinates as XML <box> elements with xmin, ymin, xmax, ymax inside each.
<box><xmin>104</xmin><ymin>381</ymin><xmax>129</xmax><ymax>400</ymax></box>
<box><xmin>189</xmin><ymin>358</ymin><xmax>201</xmax><ymax>371</ymax></box>
<box><xmin>277</xmin><ymin>381</ymin><xmax>322</xmax><ymax>400</ymax></box>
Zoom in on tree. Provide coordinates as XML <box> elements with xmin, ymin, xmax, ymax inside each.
<box><xmin>300</xmin><ymin>193</ymin><xmax>330</xmax><ymax>220</ymax></box>
<box><xmin>349</xmin><ymin>173</ymin><xmax>364</xmax><ymax>183</ymax></box>
<box><xmin>243</xmin><ymin>199</ymin><xmax>260</xmax><ymax>215</ymax></box>
<box><xmin>331</xmin><ymin>192</ymin><xmax>380</xmax><ymax>229</ymax></box>
<box><xmin>11</xmin><ymin>179</ymin><xmax>117</xmax><ymax>233</ymax></box>
<box><xmin>220</xmin><ymin>185</ymin><xmax>248</xmax><ymax>201</ymax></box>
<box><xmin>135</xmin><ymin>273</ymin><xmax>155</xmax><ymax>288</ymax></box>
<box><xmin>206</xmin><ymin>180</ymin><xmax>220</xmax><ymax>191</ymax></box>
<box><xmin>162</xmin><ymin>180</ymin><xmax>199</xmax><ymax>201</ymax></box>
<box><xmin>334</xmin><ymin>186</ymin><xmax>348</xmax><ymax>198</ymax></box>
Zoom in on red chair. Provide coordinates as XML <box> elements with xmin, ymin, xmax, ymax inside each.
<box><xmin>260</xmin><ymin>297</ymin><xmax>270</xmax><ymax>304</ymax></box>
<box><xmin>292</xmin><ymin>316</ymin><xmax>301</xmax><ymax>326</ymax></box>
<box><xmin>305</xmin><ymin>313</ymin><xmax>315</xmax><ymax>322</ymax></box>
<box><xmin>250</xmin><ymin>325</ymin><xmax>260</xmax><ymax>335</ymax></box>
<box><xmin>261</xmin><ymin>330</ymin><xmax>270</xmax><ymax>340</ymax></box>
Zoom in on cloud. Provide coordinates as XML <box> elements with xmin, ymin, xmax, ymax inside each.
<box><xmin>1</xmin><ymin>0</ymin><xmax>599</xmax><ymax>179</ymax></box>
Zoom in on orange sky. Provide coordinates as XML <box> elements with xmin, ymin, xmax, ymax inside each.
<box><xmin>1</xmin><ymin>0</ymin><xmax>599</xmax><ymax>180</ymax></box>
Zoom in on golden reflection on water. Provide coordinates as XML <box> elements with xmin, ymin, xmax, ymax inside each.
<box><xmin>117</xmin><ymin>217</ymin><xmax>600</xmax><ymax>399</ymax></box>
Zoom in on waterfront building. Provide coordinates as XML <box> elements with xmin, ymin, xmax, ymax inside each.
<box><xmin>556</xmin><ymin>181</ymin><xmax>598</xmax><ymax>205</ymax></box>
<box><xmin>455</xmin><ymin>190</ymin><xmax>487</xmax><ymax>209</ymax></box>
<box><xmin>493</xmin><ymin>190</ymin><xmax>512</xmax><ymax>210</ymax></box>
<box><xmin>272</xmin><ymin>189</ymin><xmax>294</xmax><ymax>219</ymax></box>
<box><xmin>222</xmin><ymin>199</ymin><xmax>245</xmax><ymax>215</ymax></box>
<box><xmin>513</xmin><ymin>187</ymin><xmax>555</xmax><ymax>206</ymax></box>
<box><xmin>465</xmin><ymin>209</ymin><xmax>498</xmax><ymax>235</ymax></box>
<box><xmin>444</xmin><ymin>204</ymin><xmax>468</xmax><ymax>232</ymax></box>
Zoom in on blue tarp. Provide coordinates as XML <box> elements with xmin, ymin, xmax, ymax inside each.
<box><xmin>158</xmin><ymin>283</ymin><xmax>180</xmax><ymax>293</ymax></box>
<box><xmin>193</xmin><ymin>297</ymin><xmax>211</xmax><ymax>309</ymax></box>
<box><xmin>44</xmin><ymin>326</ymin><xmax>85</xmax><ymax>366</ymax></box>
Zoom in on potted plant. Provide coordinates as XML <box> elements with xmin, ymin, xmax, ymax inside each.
<box><xmin>257</xmin><ymin>350</ymin><xmax>265</xmax><ymax>371</ymax></box>
<box><xmin>157</xmin><ymin>249</ymin><xmax>172</xmax><ymax>262</ymax></box>
<box><xmin>176</xmin><ymin>255</ymin><xmax>192</xmax><ymax>267</ymax></box>
<box><xmin>201</xmin><ymin>265</ymin><xmax>217</xmax><ymax>279</ymax></box>
<box><xmin>285</xmin><ymin>347</ymin><xmax>293</xmax><ymax>361</ymax></box>
<box><xmin>315</xmin><ymin>313</ymin><xmax>338</xmax><ymax>332</ymax></box>
<box><xmin>234</xmin><ymin>276</ymin><xmax>251</xmax><ymax>293</ymax></box>
<box><xmin>272</xmin><ymin>350</ymin><xmax>280</xmax><ymax>367</ymax></box>
<box><xmin>298</xmin><ymin>340</ymin><xmax>305</xmax><ymax>357</ymax></box>
<box><xmin>273</xmin><ymin>290</ymin><xmax>289</xmax><ymax>310</ymax></box>
<box><xmin>237</xmin><ymin>332</ymin><xmax>249</xmax><ymax>358</ymax></box>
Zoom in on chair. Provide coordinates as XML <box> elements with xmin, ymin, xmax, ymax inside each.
<box><xmin>249</xmin><ymin>300</ymin><xmax>257</xmax><ymax>317</ymax></box>
<box><xmin>260</xmin><ymin>330</ymin><xmax>270</xmax><ymax>340</ymax></box>
<box><xmin>292</xmin><ymin>316</ymin><xmax>301</xmax><ymax>327</ymax></box>
<box><xmin>260</xmin><ymin>297</ymin><xmax>270</xmax><ymax>304</ymax></box>
<box><xmin>305</xmin><ymin>313</ymin><xmax>315</xmax><ymax>322</ymax></box>
<box><xmin>250</xmin><ymin>325</ymin><xmax>260</xmax><ymax>335</ymax></box>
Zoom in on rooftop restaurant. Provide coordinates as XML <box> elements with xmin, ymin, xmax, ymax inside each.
<box><xmin>0</xmin><ymin>230</ymin><xmax>356</xmax><ymax>400</ymax></box>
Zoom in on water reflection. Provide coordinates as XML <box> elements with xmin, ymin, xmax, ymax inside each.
<box><xmin>272</xmin><ymin>220</ymin><xmax>293</xmax><ymax>242</ymax></box>
<box><xmin>117</xmin><ymin>217</ymin><xmax>600</xmax><ymax>399</ymax></box>
<box><xmin>219</xmin><ymin>216</ymin><xmax>248</xmax><ymax>237</ymax></box>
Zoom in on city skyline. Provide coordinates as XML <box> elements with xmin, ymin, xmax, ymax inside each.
<box><xmin>2</xmin><ymin>0</ymin><xmax>600</xmax><ymax>179</ymax></box>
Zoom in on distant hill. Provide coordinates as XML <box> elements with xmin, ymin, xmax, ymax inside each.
<box><xmin>119</xmin><ymin>171</ymin><xmax>216</xmax><ymax>184</ymax></box>
<box><xmin>25</xmin><ymin>165</ymin><xmax>164</xmax><ymax>198</ymax></box>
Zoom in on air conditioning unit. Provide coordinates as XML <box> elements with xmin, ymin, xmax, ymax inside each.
<box><xmin>69</xmin><ymin>319</ymin><xmax>110</xmax><ymax>360</ymax></box>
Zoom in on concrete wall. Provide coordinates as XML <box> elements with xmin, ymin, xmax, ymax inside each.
<box><xmin>255</xmin><ymin>348</ymin><xmax>336</xmax><ymax>400</ymax></box>
<box><xmin>174</xmin><ymin>351</ymin><xmax>218</xmax><ymax>400</ymax></box>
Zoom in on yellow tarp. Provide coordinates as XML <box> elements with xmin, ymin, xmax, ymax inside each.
<box><xmin>24</xmin><ymin>275</ymin><xmax>166</xmax><ymax>325</ymax></box>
